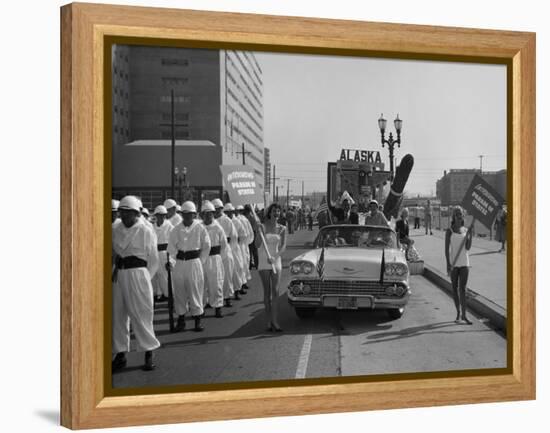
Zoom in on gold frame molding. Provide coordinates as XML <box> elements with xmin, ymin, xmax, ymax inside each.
<box><xmin>61</xmin><ymin>2</ymin><xmax>535</xmax><ymax>429</ymax></box>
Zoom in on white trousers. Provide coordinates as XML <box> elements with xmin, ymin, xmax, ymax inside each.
<box><xmin>112</xmin><ymin>268</ymin><xmax>160</xmax><ymax>354</ymax></box>
<box><xmin>172</xmin><ymin>258</ymin><xmax>204</xmax><ymax>317</ymax></box>
<box><xmin>152</xmin><ymin>252</ymin><xmax>175</xmax><ymax>297</ymax></box>
<box><xmin>240</xmin><ymin>242</ymin><xmax>252</xmax><ymax>282</ymax></box>
<box><xmin>203</xmin><ymin>254</ymin><xmax>225</xmax><ymax>308</ymax></box>
<box><xmin>222</xmin><ymin>252</ymin><xmax>235</xmax><ymax>299</ymax></box>
<box><xmin>231</xmin><ymin>242</ymin><xmax>245</xmax><ymax>289</ymax></box>
<box><xmin>152</xmin><ymin>258</ymin><xmax>168</xmax><ymax>297</ymax></box>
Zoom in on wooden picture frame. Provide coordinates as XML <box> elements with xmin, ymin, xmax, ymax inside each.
<box><xmin>61</xmin><ymin>2</ymin><xmax>535</xmax><ymax>429</ymax></box>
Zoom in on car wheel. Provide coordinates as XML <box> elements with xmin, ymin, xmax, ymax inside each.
<box><xmin>387</xmin><ymin>307</ymin><xmax>405</xmax><ymax>320</ymax></box>
<box><xmin>295</xmin><ymin>307</ymin><xmax>316</xmax><ymax>319</ymax></box>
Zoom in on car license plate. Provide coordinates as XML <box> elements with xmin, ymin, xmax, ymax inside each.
<box><xmin>337</xmin><ymin>297</ymin><xmax>358</xmax><ymax>310</ymax></box>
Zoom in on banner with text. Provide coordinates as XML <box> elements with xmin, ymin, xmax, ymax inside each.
<box><xmin>460</xmin><ymin>174</ymin><xmax>504</xmax><ymax>230</ymax></box>
<box><xmin>220</xmin><ymin>165</ymin><xmax>264</xmax><ymax>206</ymax></box>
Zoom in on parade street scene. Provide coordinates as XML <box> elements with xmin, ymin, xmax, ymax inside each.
<box><xmin>110</xmin><ymin>46</ymin><xmax>507</xmax><ymax>388</ymax></box>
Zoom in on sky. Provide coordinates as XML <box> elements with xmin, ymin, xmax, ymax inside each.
<box><xmin>255</xmin><ymin>51</ymin><xmax>507</xmax><ymax>197</ymax></box>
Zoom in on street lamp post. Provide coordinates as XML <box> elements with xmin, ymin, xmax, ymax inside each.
<box><xmin>378</xmin><ymin>113</ymin><xmax>403</xmax><ymax>181</ymax></box>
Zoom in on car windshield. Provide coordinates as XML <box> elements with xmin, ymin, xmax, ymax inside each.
<box><xmin>314</xmin><ymin>226</ymin><xmax>397</xmax><ymax>249</ymax></box>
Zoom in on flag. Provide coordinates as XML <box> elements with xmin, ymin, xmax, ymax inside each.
<box><xmin>317</xmin><ymin>246</ymin><xmax>325</xmax><ymax>281</ymax></box>
<box><xmin>317</xmin><ymin>196</ymin><xmax>328</xmax><ymax>214</ymax></box>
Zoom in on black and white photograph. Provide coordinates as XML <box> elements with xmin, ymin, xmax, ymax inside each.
<box><xmin>110</xmin><ymin>44</ymin><xmax>508</xmax><ymax>389</ymax></box>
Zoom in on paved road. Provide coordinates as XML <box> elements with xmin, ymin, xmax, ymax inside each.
<box><xmin>112</xmin><ymin>228</ymin><xmax>507</xmax><ymax>389</ymax></box>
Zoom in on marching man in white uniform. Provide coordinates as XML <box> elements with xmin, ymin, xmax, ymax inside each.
<box><xmin>152</xmin><ymin>205</ymin><xmax>174</xmax><ymax>302</ymax></box>
<box><xmin>112</xmin><ymin>195</ymin><xmax>160</xmax><ymax>372</ymax></box>
<box><xmin>164</xmin><ymin>198</ymin><xmax>183</xmax><ymax>227</ymax></box>
<box><xmin>224</xmin><ymin>203</ymin><xmax>245</xmax><ymax>301</ymax></box>
<box><xmin>236</xmin><ymin>205</ymin><xmax>254</xmax><ymax>295</ymax></box>
<box><xmin>168</xmin><ymin>201</ymin><xmax>211</xmax><ymax>332</ymax></box>
<box><xmin>213</xmin><ymin>199</ymin><xmax>237</xmax><ymax>307</ymax></box>
<box><xmin>201</xmin><ymin>201</ymin><xmax>228</xmax><ymax>318</ymax></box>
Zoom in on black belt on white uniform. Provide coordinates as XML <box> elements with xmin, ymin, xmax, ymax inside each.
<box><xmin>116</xmin><ymin>256</ymin><xmax>147</xmax><ymax>270</ymax></box>
<box><xmin>157</xmin><ymin>243</ymin><xmax>168</xmax><ymax>251</ymax></box>
<box><xmin>176</xmin><ymin>249</ymin><xmax>201</xmax><ymax>261</ymax></box>
<box><xmin>209</xmin><ymin>245</ymin><xmax>221</xmax><ymax>256</ymax></box>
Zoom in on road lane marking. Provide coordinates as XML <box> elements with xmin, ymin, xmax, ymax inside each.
<box><xmin>295</xmin><ymin>334</ymin><xmax>313</xmax><ymax>379</ymax></box>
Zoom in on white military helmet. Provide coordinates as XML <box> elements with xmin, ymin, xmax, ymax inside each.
<box><xmin>236</xmin><ymin>205</ymin><xmax>244</xmax><ymax>211</ymax></box>
<box><xmin>118</xmin><ymin>195</ymin><xmax>141</xmax><ymax>212</ymax></box>
<box><xmin>211</xmin><ymin>198</ymin><xmax>224</xmax><ymax>209</ymax></box>
<box><xmin>181</xmin><ymin>201</ymin><xmax>197</xmax><ymax>213</ymax></box>
<box><xmin>154</xmin><ymin>205</ymin><xmax>168</xmax><ymax>215</ymax></box>
<box><xmin>223</xmin><ymin>203</ymin><xmax>235</xmax><ymax>212</ymax></box>
<box><xmin>141</xmin><ymin>207</ymin><xmax>150</xmax><ymax>216</ymax></box>
<box><xmin>111</xmin><ymin>199</ymin><xmax>120</xmax><ymax>211</ymax></box>
<box><xmin>176</xmin><ymin>204</ymin><xmax>182</xmax><ymax>212</ymax></box>
<box><xmin>163</xmin><ymin>198</ymin><xmax>177</xmax><ymax>209</ymax></box>
<box><xmin>202</xmin><ymin>201</ymin><xmax>215</xmax><ymax>212</ymax></box>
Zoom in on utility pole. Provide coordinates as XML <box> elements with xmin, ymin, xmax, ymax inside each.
<box><xmin>478</xmin><ymin>155</ymin><xmax>484</xmax><ymax>174</ymax></box>
<box><xmin>271</xmin><ymin>164</ymin><xmax>280</xmax><ymax>203</ymax></box>
<box><xmin>236</xmin><ymin>142</ymin><xmax>251</xmax><ymax>165</ymax></box>
<box><xmin>286</xmin><ymin>178</ymin><xmax>291</xmax><ymax>209</ymax></box>
<box><xmin>301</xmin><ymin>181</ymin><xmax>304</xmax><ymax>209</ymax></box>
<box><xmin>159</xmin><ymin>89</ymin><xmax>188</xmax><ymax>198</ymax></box>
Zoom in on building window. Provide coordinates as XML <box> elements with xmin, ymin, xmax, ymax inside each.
<box><xmin>161</xmin><ymin>112</ymin><xmax>189</xmax><ymax>122</ymax></box>
<box><xmin>161</xmin><ymin>130</ymin><xmax>189</xmax><ymax>139</ymax></box>
<box><xmin>160</xmin><ymin>95</ymin><xmax>190</xmax><ymax>103</ymax></box>
<box><xmin>161</xmin><ymin>58</ymin><xmax>189</xmax><ymax>66</ymax></box>
<box><xmin>161</xmin><ymin>77</ymin><xmax>189</xmax><ymax>86</ymax></box>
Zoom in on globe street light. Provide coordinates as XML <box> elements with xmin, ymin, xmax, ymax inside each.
<box><xmin>378</xmin><ymin>113</ymin><xmax>403</xmax><ymax>181</ymax></box>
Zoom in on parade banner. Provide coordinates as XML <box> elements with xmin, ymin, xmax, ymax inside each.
<box><xmin>219</xmin><ymin>165</ymin><xmax>264</xmax><ymax>206</ymax></box>
<box><xmin>460</xmin><ymin>174</ymin><xmax>504</xmax><ymax>230</ymax></box>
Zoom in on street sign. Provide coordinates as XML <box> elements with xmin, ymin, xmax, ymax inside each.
<box><xmin>219</xmin><ymin>165</ymin><xmax>264</xmax><ymax>206</ymax></box>
<box><xmin>460</xmin><ymin>174</ymin><xmax>504</xmax><ymax>230</ymax></box>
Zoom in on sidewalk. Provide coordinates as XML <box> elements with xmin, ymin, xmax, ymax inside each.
<box><xmin>410</xmin><ymin>227</ymin><xmax>507</xmax><ymax>311</ymax></box>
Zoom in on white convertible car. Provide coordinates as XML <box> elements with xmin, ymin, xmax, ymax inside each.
<box><xmin>287</xmin><ymin>224</ymin><xmax>410</xmax><ymax>320</ymax></box>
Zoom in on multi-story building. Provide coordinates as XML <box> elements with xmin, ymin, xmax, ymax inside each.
<box><xmin>264</xmin><ymin>147</ymin><xmax>271</xmax><ymax>198</ymax></box>
<box><xmin>436</xmin><ymin>169</ymin><xmax>507</xmax><ymax>206</ymax></box>
<box><xmin>111</xmin><ymin>46</ymin><xmax>264</xmax><ymax>209</ymax></box>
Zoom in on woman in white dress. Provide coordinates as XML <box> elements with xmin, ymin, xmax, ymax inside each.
<box><xmin>255</xmin><ymin>203</ymin><xmax>287</xmax><ymax>332</ymax></box>
<box><xmin>445</xmin><ymin>206</ymin><xmax>474</xmax><ymax>324</ymax></box>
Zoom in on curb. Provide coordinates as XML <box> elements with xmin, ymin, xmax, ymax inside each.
<box><xmin>422</xmin><ymin>265</ymin><xmax>507</xmax><ymax>336</ymax></box>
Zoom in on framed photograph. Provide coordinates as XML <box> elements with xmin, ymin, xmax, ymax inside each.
<box><xmin>61</xmin><ymin>3</ymin><xmax>535</xmax><ymax>429</ymax></box>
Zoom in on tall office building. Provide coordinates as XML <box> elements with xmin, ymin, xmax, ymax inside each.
<box><xmin>264</xmin><ymin>147</ymin><xmax>271</xmax><ymax>198</ymax></box>
<box><xmin>111</xmin><ymin>46</ymin><xmax>264</xmax><ymax>209</ymax></box>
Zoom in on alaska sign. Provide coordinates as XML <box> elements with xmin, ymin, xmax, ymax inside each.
<box><xmin>339</xmin><ymin>149</ymin><xmax>383</xmax><ymax>164</ymax></box>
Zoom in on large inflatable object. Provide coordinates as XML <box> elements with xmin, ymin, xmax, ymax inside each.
<box><xmin>383</xmin><ymin>154</ymin><xmax>414</xmax><ymax>220</ymax></box>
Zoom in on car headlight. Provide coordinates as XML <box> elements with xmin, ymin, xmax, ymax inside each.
<box><xmin>385</xmin><ymin>263</ymin><xmax>408</xmax><ymax>277</ymax></box>
<box><xmin>290</xmin><ymin>284</ymin><xmax>304</xmax><ymax>296</ymax></box>
<box><xmin>291</xmin><ymin>261</ymin><xmax>315</xmax><ymax>274</ymax></box>
<box><xmin>395</xmin><ymin>285</ymin><xmax>406</xmax><ymax>296</ymax></box>
<box><xmin>290</xmin><ymin>263</ymin><xmax>302</xmax><ymax>274</ymax></box>
<box><xmin>302</xmin><ymin>262</ymin><xmax>314</xmax><ymax>274</ymax></box>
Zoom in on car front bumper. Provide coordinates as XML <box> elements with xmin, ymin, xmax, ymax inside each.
<box><xmin>287</xmin><ymin>289</ymin><xmax>411</xmax><ymax>310</ymax></box>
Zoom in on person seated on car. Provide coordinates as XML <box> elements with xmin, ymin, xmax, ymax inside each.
<box><xmin>325</xmin><ymin>229</ymin><xmax>346</xmax><ymax>246</ymax></box>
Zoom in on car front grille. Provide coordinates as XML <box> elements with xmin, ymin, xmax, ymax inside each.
<box><xmin>290</xmin><ymin>279</ymin><xmax>406</xmax><ymax>297</ymax></box>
